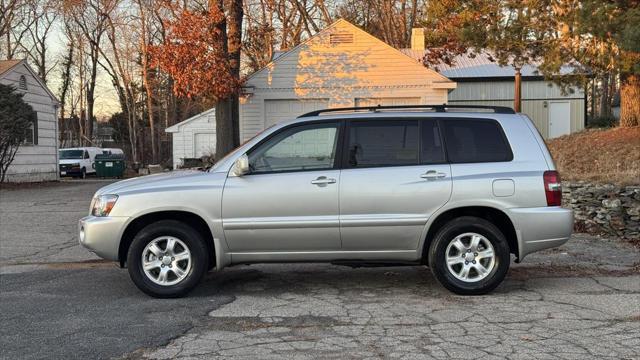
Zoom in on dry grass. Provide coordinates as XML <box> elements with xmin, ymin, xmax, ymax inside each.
<box><xmin>546</xmin><ymin>127</ymin><xmax>640</xmax><ymax>185</ymax></box>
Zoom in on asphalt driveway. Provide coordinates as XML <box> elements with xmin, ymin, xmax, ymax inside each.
<box><xmin>1</xmin><ymin>180</ymin><xmax>639</xmax><ymax>359</ymax></box>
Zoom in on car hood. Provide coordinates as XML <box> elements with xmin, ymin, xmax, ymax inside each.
<box><xmin>94</xmin><ymin>170</ymin><xmax>226</xmax><ymax>197</ymax></box>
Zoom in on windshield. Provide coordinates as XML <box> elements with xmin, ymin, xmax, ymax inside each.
<box><xmin>59</xmin><ymin>150</ymin><xmax>84</xmax><ymax>159</ymax></box>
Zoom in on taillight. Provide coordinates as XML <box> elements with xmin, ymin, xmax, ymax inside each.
<box><xmin>543</xmin><ymin>170</ymin><xmax>562</xmax><ymax>206</ymax></box>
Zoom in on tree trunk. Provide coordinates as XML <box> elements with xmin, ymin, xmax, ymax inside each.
<box><xmin>600</xmin><ymin>73</ymin><xmax>609</xmax><ymax>117</ymax></box>
<box><xmin>139</xmin><ymin>0</ymin><xmax>157</xmax><ymax>164</ymax></box>
<box><xmin>514</xmin><ymin>68</ymin><xmax>522</xmax><ymax>112</ymax></box>
<box><xmin>210</xmin><ymin>0</ymin><xmax>236</xmax><ymax>158</ymax></box>
<box><xmin>591</xmin><ymin>78</ymin><xmax>596</xmax><ymax>120</ymax></box>
<box><xmin>215</xmin><ymin>99</ymin><xmax>235</xmax><ymax>158</ymax></box>
<box><xmin>620</xmin><ymin>73</ymin><xmax>640</xmax><ymax>127</ymax></box>
<box><xmin>227</xmin><ymin>0</ymin><xmax>243</xmax><ymax>149</ymax></box>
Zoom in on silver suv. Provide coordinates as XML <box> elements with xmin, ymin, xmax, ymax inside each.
<box><xmin>79</xmin><ymin>105</ymin><xmax>573</xmax><ymax>298</ymax></box>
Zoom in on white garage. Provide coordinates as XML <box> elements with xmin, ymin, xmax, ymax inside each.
<box><xmin>165</xmin><ymin>108</ymin><xmax>216</xmax><ymax>169</ymax></box>
<box><xmin>238</xmin><ymin>19</ymin><xmax>455</xmax><ymax>142</ymax></box>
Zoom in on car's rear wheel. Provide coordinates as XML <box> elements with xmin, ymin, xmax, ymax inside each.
<box><xmin>428</xmin><ymin>216</ymin><xmax>510</xmax><ymax>295</ymax></box>
<box><xmin>127</xmin><ymin>220</ymin><xmax>208</xmax><ymax>298</ymax></box>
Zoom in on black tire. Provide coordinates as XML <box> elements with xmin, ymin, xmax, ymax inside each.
<box><xmin>80</xmin><ymin>168</ymin><xmax>86</xmax><ymax>179</ymax></box>
<box><xmin>428</xmin><ymin>216</ymin><xmax>510</xmax><ymax>295</ymax></box>
<box><xmin>127</xmin><ymin>220</ymin><xmax>208</xmax><ymax>298</ymax></box>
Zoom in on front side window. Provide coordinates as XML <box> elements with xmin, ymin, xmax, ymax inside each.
<box><xmin>441</xmin><ymin>119</ymin><xmax>512</xmax><ymax>163</ymax></box>
<box><xmin>248</xmin><ymin>122</ymin><xmax>339</xmax><ymax>173</ymax></box>
<box><xmin>347</xmin><ymin>120</ymin><xmax>419</xmax><ymax>168</ymax></box>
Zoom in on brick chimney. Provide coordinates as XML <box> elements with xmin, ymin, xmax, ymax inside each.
<box><xmin>411</xmin><ymin>28</ymin><xmax>425</xmax><ymax>51</ymax></box>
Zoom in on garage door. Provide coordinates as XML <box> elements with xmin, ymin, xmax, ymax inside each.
<box><xmin>264</xmin><ymin>99</ymin><xmax>329</xmax><ymax>127</ymax></box>
<box><xmin>355</xmin><ymin>97</ymin><xmax>421</xmax><ymax>107</ymax></box>
<box><xmin>194</xmin><ymin>132</ymin><xmax>216</xmax><ymax>157</ymax></box>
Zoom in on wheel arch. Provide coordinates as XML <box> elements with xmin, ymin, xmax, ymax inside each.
<box><xmin>118</xmin><ymin>210</ymin><xmax>216</xmax><ymax>269</ymax></box>
<box><xmin>421</xmin><ymin>206</ymin><xmax>518</xmax><ymax>264</ymax></box>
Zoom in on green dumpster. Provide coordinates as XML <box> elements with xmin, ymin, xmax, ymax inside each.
<box><xmin>95</xmin><ymin>153</ymin><xmax>126</xmax><ymax>178</ymax></box>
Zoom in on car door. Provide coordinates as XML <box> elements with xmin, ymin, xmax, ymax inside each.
<box><xmin>82</xmin><ymin>150</ymin><xmax>91</xmax><ymax>172</ymax></box>
<box><xmin>222</xmin><ymin>121</ymin><xmax>342</xmax><ymax>252</ymax></box>
<box><xmin>339</xmin><ymin>118</ymin><xmax>452</xmax><ymax>251</ymax></box>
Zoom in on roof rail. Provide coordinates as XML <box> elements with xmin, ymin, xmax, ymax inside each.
<box><xmin>297</xmin><ymin>104</ymin><xmax>516</xmax><ymax>118</ymax></box>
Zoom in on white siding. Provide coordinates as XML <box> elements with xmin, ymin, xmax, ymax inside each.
<box><xmin>239</xmin><ymin>19</ymin><xmax>454</xmax><ymax>141</ymax></box>
<box><xmin>1</xmin><ymin>63</ymin><xmax>58</xmax><ymax>182</ymax></box>
<box><xmin>170</xmin><ymin>112</ymin><xmax>216</xmax><ymax>169</ymax></box>
<box><xmin>448</xmin><ymin>80</ymin><xmax>585</xmax><ymax>139</ymax></box>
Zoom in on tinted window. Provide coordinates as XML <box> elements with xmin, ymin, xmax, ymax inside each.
<box><xmin>249</xmin><ymin>123</ymin><xmax>338</xmax><ymax>173</ymax></box>
<box><xmin>347</xmin><ymin>120</ymin><xmax>419</xmax><ymax>167</ymax></box>
<box><xmin>441</xmin><ymin>119</ymin><xmax>512</xmax><ymax>163</ymax></box>
<box><xmin>421</xmin><ymin>119</ymin><xmax>445</xmax><ymax>164</ymax></box>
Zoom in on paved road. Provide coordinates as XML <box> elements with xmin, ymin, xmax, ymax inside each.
<box><xmin>1</xmin><ymin>181</ymin><xmax>639</xmax><ymax>359</ymax></box>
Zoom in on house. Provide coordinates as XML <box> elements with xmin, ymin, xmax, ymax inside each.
<box><xmin>166</xmin><ymin>19</ymin><xmax>455</xmax><ymax>166</ymax></box>
<box><xmin>165</xmin><ymin>108</ymin><xmax>216</xmax><ymax>169</ymax></box>
<box><xmin>402</xmin><ymin>31</ymin><xmax>586</xmax><ymax>139</ymax></box>
<box><xmin>0</xmin><ymin>59</ymin><xmax>59</xmax><ymax>182</ymax></box>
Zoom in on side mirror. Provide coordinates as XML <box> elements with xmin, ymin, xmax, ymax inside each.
<box><xmin>231</xmin><ymin>154</ymin><xmax>250</xmax><ymax>176</ymax></box>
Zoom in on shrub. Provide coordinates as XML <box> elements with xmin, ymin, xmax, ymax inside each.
<box><xmin>0</xmin><ymin>84</ymin><xmax>37</xmax><ymax>183</ymax></box>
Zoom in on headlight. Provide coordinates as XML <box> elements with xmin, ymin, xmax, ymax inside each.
<box><xmin>91</xmin><ymin>194</ymin><xmax>118</xmax><ymax>217</ymax></box>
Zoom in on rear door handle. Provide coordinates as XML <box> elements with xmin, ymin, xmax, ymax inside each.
<box><xmin>421</xmin><ymin>170</ymin><xmax>446</xmax><ymax>180</ymax></box>
<box><xmin>311</xmin><ymin>176</ymin><xmax>336</xmax><ymax>185</ymax></box>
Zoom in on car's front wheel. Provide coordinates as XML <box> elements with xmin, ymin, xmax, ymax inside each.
<box><xmin>127</xmin><ymin>220</ymin><xmax>208</xmax><ymax>298</ymax></box>
<box><xmin>428</xmin><ymin>216</ymin><xmax>510</xmax><ymax>295</ymax></box>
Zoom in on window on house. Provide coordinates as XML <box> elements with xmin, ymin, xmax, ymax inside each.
<box><xmin>23</xmin><ymin>124</ymin><xmax>34</xmax><ymax>145</ymax></box>
<box><xmin>23</xmin><ymin>113</ymin><xmax>38</xmax><ymax>145</ymax></box>
<box><xmin>19</xmin><ymin>75</ymin><xmax>27</xmax><ymax>90</ymax></box>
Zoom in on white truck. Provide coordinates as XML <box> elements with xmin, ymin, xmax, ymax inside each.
<box><xmin>59</xmin><ymin>147</ymin><xmax>102</xmax><ymax>178</ymax></box>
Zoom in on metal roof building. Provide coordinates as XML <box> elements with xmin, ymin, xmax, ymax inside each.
<box><xmin>402</xmin><ymin>47</ymin><xmax>586</xmax><ymax>139</ymax></box>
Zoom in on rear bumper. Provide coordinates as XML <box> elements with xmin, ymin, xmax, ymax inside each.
<box><xmin>507</xmin><ymin>207</ymin><xmax>574</xmax><ymax>260</ymax></box>
<box><xmin>78</xmin><ymin>216</ymin><xmax>130</xmax><ymax>261</ymax></box>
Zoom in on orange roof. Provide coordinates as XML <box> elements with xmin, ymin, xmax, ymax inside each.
<box><xmin>0</xmin><ymin>59</ymin><xmax>22</xmax><ymax>76</ymax></box>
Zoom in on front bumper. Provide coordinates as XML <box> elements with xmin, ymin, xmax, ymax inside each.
<box><xmin>60</xmin><ymin>165</ymin><xmax>82</xmax><ymax>176</ymax></box>
<box><xmin>507</xmin><ymin>207</ymin><xmax>574</xmax><ymax>260</ymax></box>
<box><xmin>78</xmin><ymin>216</ymin><xmax>130</xmax><ymax>261</ymax></box>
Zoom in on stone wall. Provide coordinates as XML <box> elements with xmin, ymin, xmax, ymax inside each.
<box><xmin>562</xmin><ymin>182</ymin><xmax>640</xmax><ymax>239</ymax></box>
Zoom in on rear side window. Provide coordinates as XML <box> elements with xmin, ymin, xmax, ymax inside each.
<box><xmin>421</xmin><ymin>119</ymin><xmax>446</xmax><ymax>164</ymax></box>
<box><xmin>347</xmin><ymin>120</ymin><xmax>419</xmax><ymax>167</ymax></box>
<box><xmin>441</xmin><ymin>119</ymin><xmax>512</xmax><ymax>163</ymax></box>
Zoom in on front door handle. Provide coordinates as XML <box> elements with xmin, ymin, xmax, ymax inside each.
<box><xmin>311</xmin><ymin>176</ymin><xmax>336</xmax><ymax>186</ymax></box>
<box><xmin>421</xmin><ymin>170</ymin><xmax>446</xmax><ymax>180</ymax></box>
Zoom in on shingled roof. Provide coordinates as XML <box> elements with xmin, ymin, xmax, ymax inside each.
<box><xmin>0</xmin><ymin>59</ymin><xmax>22</xmax><ymax>77</ymax></box>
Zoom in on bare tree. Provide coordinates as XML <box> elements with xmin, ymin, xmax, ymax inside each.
<box><xmin>65</xmin><ymin>0</ymin><xmax>117</xmax><ymax>145</ymax></box>
<box><xmin>17</xmin><ymin>0</ymin><xmax>59</xmax><ymax>82</ymax></box>
<box><xmin>99</xmin><ymin>5</ymin><xmax>141</xmax><ymax>163</ymax></box>
<box><xmin>1</xmin><ymin>0</ymin><xmax>38</xmax><ymax>59</ymax></box>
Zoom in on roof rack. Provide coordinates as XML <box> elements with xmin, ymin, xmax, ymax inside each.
<box><xmin>298</xmin><ymin>104</ymin><xmax>516</xmax><ymax>118</ymax></box>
